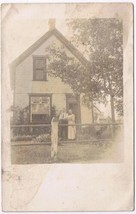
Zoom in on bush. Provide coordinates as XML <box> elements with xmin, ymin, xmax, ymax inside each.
<box><xmin>12</xmin><ymin>106</ymin><xmax>29</xmax><ymax>125</ymax></box>
<box><xmin>79</xmin><ymin>125</ymin><xmax>112</xmax><ymax>140</ymax></box>
<box><xmin>33</xmin><ymin>134</ymin><xmax>51</xmax><ymax>143</ymax></box>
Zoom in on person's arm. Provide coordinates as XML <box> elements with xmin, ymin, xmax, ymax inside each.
<box><xmin>72</xmin><ymin>114</ymin><xmax>75</xmax><ymax>123</ymax></box>
<box><xmin>59</xmin><ymin>113</ymin><xmax>62</xmax><ymax>120</ymax></box>
<box><xmin>51</xmin><ymin>117</ymin><xmax>54</xmax><ymax>125</ymax></box>
<box><xmin>66</xmin><ymin>114</ymin><xmax>70</xmax><ymax>120</ymax></box>
<box><xmin>65</xmin><ymin>113</ymin><xmax>69</xmax><ymax>120</ymax></box>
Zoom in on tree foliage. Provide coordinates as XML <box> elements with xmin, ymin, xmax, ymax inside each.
<box><xmin>46</xmin><ymin>44</ymin><xmax>103</xmax><ymax>109</ymax></box>
<box><xmin>68</xmin><ymin>18</ymin><xmax>123</xmax><ymax>117</ymax></box>
<box><xmin>46</xmin><ymin>18</ymin><xmax>123</xmax><ymax>120</ymax></box>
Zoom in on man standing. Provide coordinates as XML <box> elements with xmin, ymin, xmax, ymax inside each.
<box><xmin>59</xmin><ymin>108</ymin><xmax>68</xmax><ymax>140</ymax></box>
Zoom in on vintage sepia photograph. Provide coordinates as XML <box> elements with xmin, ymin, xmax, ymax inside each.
<box><xmin>2</xmin><ymin>3</ymin><xmax>133</xmax><ymax>211</ymax></box>
<box><xmin>10</xmin><ymin>17</ymin><xmax>123</xmax><ymax>164</ymax></box>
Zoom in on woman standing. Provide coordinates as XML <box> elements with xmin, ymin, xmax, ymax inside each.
<box><xmin>67</xmin><ymin>109</ymin><xmax>76</xmax><ymax>140</ymax></box>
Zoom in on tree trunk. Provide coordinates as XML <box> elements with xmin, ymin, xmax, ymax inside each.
<box><xmin>91</xmin><ymin>101</ymin><xmax>94</xmax><ymax>123</ymax></box>
<box><xmin>110</xmin><ymin>94</ymin><xmax>115</xmax><ymax>123</ymax></box>
<box><xmin>108</xmin><ymin>75</ymin><xmax>115</xmax><ymax>124</ymax></box>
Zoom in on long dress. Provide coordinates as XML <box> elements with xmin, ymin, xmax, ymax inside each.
<box><xmin>67</xmin><ymin>114</ymin><xmax>76</xmax><ymax>140</ymax></box>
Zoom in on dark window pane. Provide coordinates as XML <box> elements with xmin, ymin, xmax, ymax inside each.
<box><xmin>35</xmin><ymin>59</ymin><xmax>46</xmax><ymax>69</ymax></box>
<box><xmin>33</xmin><ymin>56</ymin><xmax>47</xmax><ymax>80</ymax></box>
<box><xmin>35</xmin><ymin>69</ymin><xmax>44</xmax><ymax>80</ymax></box>
<box><xmin>32</xmin><ymin>114</ymin><xmax>51</xmax><ymax>123</ymax></box>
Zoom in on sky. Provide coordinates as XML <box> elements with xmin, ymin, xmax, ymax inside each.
<box><xmin>2</xmin><ymin>3</ymin><xmax>131</xmax><ymax>63</ymax></box>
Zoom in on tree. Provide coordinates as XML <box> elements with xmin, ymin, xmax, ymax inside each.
<box><xmin>68</xmin><ymin>18</ymin><xmax>123</xmax><ymax>121</ymax></box>
<box><xmin>46</xmin><ymin>43</ymin><xmax>103</xmax><ymax>108</ymax></box>
<box><xmin>46</xmin><ymin>18</ymin><xmax>123</xmax><ymax>123</ymax></box>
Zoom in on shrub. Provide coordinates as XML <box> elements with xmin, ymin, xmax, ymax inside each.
<box><xmin>79</xmin><ymin>125</ymin><xmax>113</xmax><ymax>140</ymax></box>
<box><xmin>33</xmin><ymin>134</ymin><xmax>51</xmax><ymax>143</ymax></box>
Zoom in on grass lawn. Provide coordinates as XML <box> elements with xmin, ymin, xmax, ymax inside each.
<box><xmin>11</xmin><ymin>141</ymin><xmax>123</xmax><ymax>164</ymax></box>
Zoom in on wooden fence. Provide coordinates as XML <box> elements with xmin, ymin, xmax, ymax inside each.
<box><xmin>11</xmin><ymin>123</ymin><xmax>123</xmax><ymax>161</ymax></box>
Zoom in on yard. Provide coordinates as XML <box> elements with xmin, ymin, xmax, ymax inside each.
<box><xmin>11</xmin><ymin>140</ymin><xmax>123</xmax><ymax>164</ymax></box>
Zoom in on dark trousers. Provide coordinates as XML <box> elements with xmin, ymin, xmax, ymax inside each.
<box><xmin>59</xmin><ymin>119</ymin><xmax>68</xmax><ymax>140</ymax></box>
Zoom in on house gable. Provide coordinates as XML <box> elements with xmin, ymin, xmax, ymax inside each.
<box><xmin>10</xmin><ymin>28</ymin><xmax>90</xmax><ymax>90</ymax></box>
<box><xmin>11</xmin><ymin>28</ymin><xmax>90</xmax><ymax>68</ymax></box>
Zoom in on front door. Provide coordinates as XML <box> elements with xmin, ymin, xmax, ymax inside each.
<box><xmin>66</xmin><ymin>94</ymin><xmax>81</xmax><ymax>123</ymax></box>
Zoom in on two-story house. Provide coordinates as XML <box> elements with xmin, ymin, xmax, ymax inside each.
<box><xmin>10</xmin><ymin>19</ymin><xmax>101</xmax><ymax>125</ymax></box>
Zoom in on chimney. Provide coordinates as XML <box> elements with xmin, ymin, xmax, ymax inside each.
<box><xmin>48</xmin><ymin>19</ymin><xmax>56</xmax><ymax>30</ymax></box>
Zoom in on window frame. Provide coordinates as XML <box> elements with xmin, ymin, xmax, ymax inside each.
<box><xmin>29</xmin><ymin>93</ymin><xmax>52</xmax><ymax>124</ymax></box>
<box><xmin>33</xmin><ymin>55</ymin><xmax>47</xmax><ymax>81</ymax></box>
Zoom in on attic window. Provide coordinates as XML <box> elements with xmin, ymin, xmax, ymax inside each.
<box><xmin>33</xmin><ymin>56</ymin><xmax>47</xmax><ymax>81</ymax></box>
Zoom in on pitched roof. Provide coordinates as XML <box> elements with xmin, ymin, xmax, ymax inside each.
<box><xmin>10</xmin><ymin>28</ymin><xmax>90</xmax><ymax>68</ymax></box>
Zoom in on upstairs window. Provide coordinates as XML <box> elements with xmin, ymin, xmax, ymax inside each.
<box><xmin>33</xmin><ymin>56</ymin><xmax>47</xmax><ymax>81</ymax></box>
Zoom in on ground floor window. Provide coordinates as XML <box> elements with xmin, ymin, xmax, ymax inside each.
<box><xmin>30</xmin><ymin>94</ymin><xmax>51</xmax><ymax>123</ymax></box>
